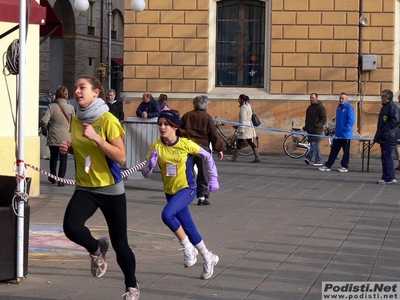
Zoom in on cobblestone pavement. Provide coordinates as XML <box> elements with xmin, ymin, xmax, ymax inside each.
<box><xmin>0</xmin><ymin>154</ymin><xmax>399</xmax><ymax>300</ymax></box>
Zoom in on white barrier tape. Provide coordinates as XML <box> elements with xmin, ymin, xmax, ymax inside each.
<box><xmin>25</xmin><ymin>160</ymin><xmax>147</xmax><ymax>186</ymax></box>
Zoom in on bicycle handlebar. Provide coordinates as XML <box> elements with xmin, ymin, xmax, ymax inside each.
<box><xmin>214</xmin><ymin>116</ymin><xmax>225</xmax><ymax>126</ymax></box>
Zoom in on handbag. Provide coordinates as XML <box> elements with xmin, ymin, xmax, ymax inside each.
<box><xmin>251</xmin><ymin>111</ymin><xmax>261</xmax><ymax>127</ymax></box>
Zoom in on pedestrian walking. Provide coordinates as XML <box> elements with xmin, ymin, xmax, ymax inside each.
<box><xmin>374</xmin><ymin>89</ymin><xmax>399</xmax><ymax>184</ymax></box>
<box><xmin>59</xmin><ymin>75</ymin><xmax>140</xmax><ymax>300</ymax></box>
<box><xmin>40</xmin><ymin>85</ymin><xmax>75</xmax><ymax>186</ymax></box>
<box><xmin>318</xmin><ymin>92</ymin><xmax>355</xmax><ymax>172</ymax></box>
<box><xmin>303</xmin><ymin>93</ymin><xmax>327</xmax><ymax>167</ymax></box>
<box><xmin>141</xmin><ymin>110</ymin><xmax>220</xmax><ymax>280</ymax></box>
<box><xmin>226</xmin><ymin>94</ymin><xmax>260</xmax><ymax>163</ymax></box>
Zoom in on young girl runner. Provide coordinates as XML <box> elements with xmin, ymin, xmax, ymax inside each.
<box><xmin>141</xmin><ymin>110</ymin><xmax>220</xmax><ymax>280</ymax></box>
<box><xmin>60</xmin><ymin>75</ymin><xmax>139</xmax><ymax>300</ymax></box>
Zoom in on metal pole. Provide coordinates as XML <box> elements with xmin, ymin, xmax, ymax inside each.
<box><xmin>107</xmin><ymin>0</ymin><xmax>112</xmax><ymax>90</ymax></box>
<box><xmin>17</xmin><ymin>0</ymin><xmax>27</xmax><ymax>281</ymax></box>
<box><xmin>100</xmin><ymin>0</ymin><xmax>104</xmax><ymax>64</ymax></box>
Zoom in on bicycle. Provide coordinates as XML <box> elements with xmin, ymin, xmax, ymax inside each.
<box><xmin>214</xmin><ymin>117</ymin><xmax>259</xmax><ymax>156</ymax></box>
<box><xmin>283</xmin><ymin>119</ymin><xmax>336</xmax><ymax>159</ymax></box>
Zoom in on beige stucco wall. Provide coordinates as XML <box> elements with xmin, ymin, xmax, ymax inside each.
<box><xmin>122</xmin><ymin>0</ymin><xmax>398</xmax><ymax>157</ymax></box>
<box><xmin>0</xmin><ymin>23</ymin><xmax>42</xmax><ymax>197</ymax></box>
<box><xmin>123</xmin><ymin>0</ymin><xmax>397</xmax><ymax>94</ymax></box>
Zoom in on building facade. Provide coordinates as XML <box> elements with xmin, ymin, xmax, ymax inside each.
<box><xmin>122</xmin><ymin>0</ymin><xmax>400</xmax><ymax>155</ymax></box>
<box><xmin>40</xmin><ymin>0</ymin><xmax>125</xmax><ymax>99</ymax></box>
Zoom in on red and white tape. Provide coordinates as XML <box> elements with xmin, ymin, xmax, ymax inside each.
<box><xmin>24</xmin><ymin>161</ymin><xmax>147</xmax><ymax>186</ymax></box>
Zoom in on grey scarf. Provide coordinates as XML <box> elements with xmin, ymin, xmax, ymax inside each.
<box><xmin>76</xmin><ymin>98</ymin><xmax>109</xmax><ymax>123</ymax></box>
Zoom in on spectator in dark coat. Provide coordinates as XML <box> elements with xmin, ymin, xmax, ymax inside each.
<box><xmin>136</xmin><ymin>92</ymin><xmax>161</xmax><ymax>118</ymax></box>
<box><xmin>392</xmin><ymin>93</ymin><xmax>400</xmax><ymax>171</ymax></box>
<box><xmin>304</xmin><ymin>93</ymin><xmax>327</xmax><ymax>166</ymax></box>
<box><xmin>107</xmin><ymin>89</ymin><xmax>124</xmax><ymax>121</ymax></box>
<box><xmin>374</xmin><ymin>89</ymin><xmax>399</xmax><ymax>184</ymax></box>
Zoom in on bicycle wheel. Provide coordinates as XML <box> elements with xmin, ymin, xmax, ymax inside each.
<box><xmin>224</xmin><ymin>138</ymin><xmax>236</xmax><ymax>154</ymax></box>
<box><xmin>238</xmin><ymin>136</ymin><xmax>259</xmax><ymax>156</ymax></box>
<box><xmin>283</xmin><ymin>133</ymin><xmax>309</xmax><ymax>158</ymax></box>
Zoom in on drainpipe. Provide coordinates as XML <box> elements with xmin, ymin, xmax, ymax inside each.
<box><xmin>357</xmin><ymin>0</ymin><xmax>364</xmax><ymax>135</ymax></box>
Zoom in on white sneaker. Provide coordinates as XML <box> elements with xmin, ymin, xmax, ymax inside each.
<box><xmin>337</xmin><ymin>167</ymin><xmax>348</xmax><ymax>173</ymax></box>
<box><xmin>378</xmin><ymin>179</ymin><xmax>397</xmax><ymax>185</ymax></box>
<box><xmin>201</xmin><ymin>253</ymin><xmax>219</xmax><ymax>280</ymax></box>
<box><xmin>318</xmin><ymin>166</ymin><xmax>331</xmax><ymax>172</ymax></box>
<box><xmin>183</xmin><ymin>247</ymin><xmax>198</xmax><ymax>268</ymax></box>
<box><xmin>313</xmin><ymin>163</ymin><xmax>323</xmax><ymax>166</ymax></box>
<box><xmin>122</xmin><ymin>285</ymin><xmax>140</xmax><ymax>300</ymax></box>
<box><xmin>90</xmin><ymin>237</ymin><xmax>109</xmax><ymax>278</ymax></box>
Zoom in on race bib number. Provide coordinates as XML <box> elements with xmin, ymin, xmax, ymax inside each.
<box><xmin>166</xmin><ymin>164</ymin><xmax>177</xmax><ymax>176</ymax></box>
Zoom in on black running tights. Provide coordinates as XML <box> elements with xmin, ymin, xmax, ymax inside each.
<box><xmin>63</xmin><ymin>190</ymin><xmax>137</xmax><ymax>289</ymax></box>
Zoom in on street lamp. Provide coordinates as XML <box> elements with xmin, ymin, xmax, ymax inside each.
<box><xmin>106</xmin><ymin>0</ymin><xmax>113</xmax><ymax>90</ymax></box>
<box><xmin>131</xmin><ymin>0</ymin><xmax>145</xmax><ymax>11</ymax></box>
<box><xmin>74</xmin><ymin>0</ymin><xmax>89</xmax><ymax>11</ymax></box>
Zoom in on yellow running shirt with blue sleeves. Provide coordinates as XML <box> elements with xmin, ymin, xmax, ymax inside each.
<box><xmin>71</xmin><ymin>112</ymin><xmax>125</xmax><ymax>187</ymax></box>
<box><xmin>146</xmin><ymin>137</ymin><xmax>200</xmax><ymax>195</ymax></box>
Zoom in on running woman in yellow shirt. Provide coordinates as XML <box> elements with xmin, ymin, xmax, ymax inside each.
<box><xmin>141</xmin><ymin>110</ymin><xmax>220</xmax><ymax>280</ymax></box>
<box><xmin>60</xmin><ymin>75</ymin><xmax>139</xmax><ymax>300</ymax></box>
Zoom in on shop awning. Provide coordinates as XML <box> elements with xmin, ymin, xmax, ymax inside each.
<box><xmin>112</xmin><ymin>57</ymin><xmax>123</xmax><ymax>71</ymax></box>
<box><xmin>112</xmin><ymin>58</ymin><xmax>123</xmax><ymax>66</ymax></box>
<box><xmin>0</xmin><ymin>0</ymin><xmax>46</xmax><ymax>25</ymax></box>
<box><xmin>40</xmin><ymin>0</ymin><xmax>62</xmax><ymax>37</ymax></box>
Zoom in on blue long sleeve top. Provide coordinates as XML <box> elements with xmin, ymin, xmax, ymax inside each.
<box><xmin>335</xmin><ymin>101</ymin><xmax>355</xmax><ymax>138</ymax></box>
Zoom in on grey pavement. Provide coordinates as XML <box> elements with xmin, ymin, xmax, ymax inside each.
<box><xmin>1</xmin><ymin>154</ymin><xmax>400</xmax><ymax>300</ymax></box>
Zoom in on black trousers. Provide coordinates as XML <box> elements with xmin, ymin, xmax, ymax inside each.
<box><xmin>193</xmin><ymin>146</ymin><xmax>210</xmax><ymax>199</ymax></box>
<box><xmin>49</xmin><ymin>145</ymin><xmax>68</xmax><ymax>178</ymax></box>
